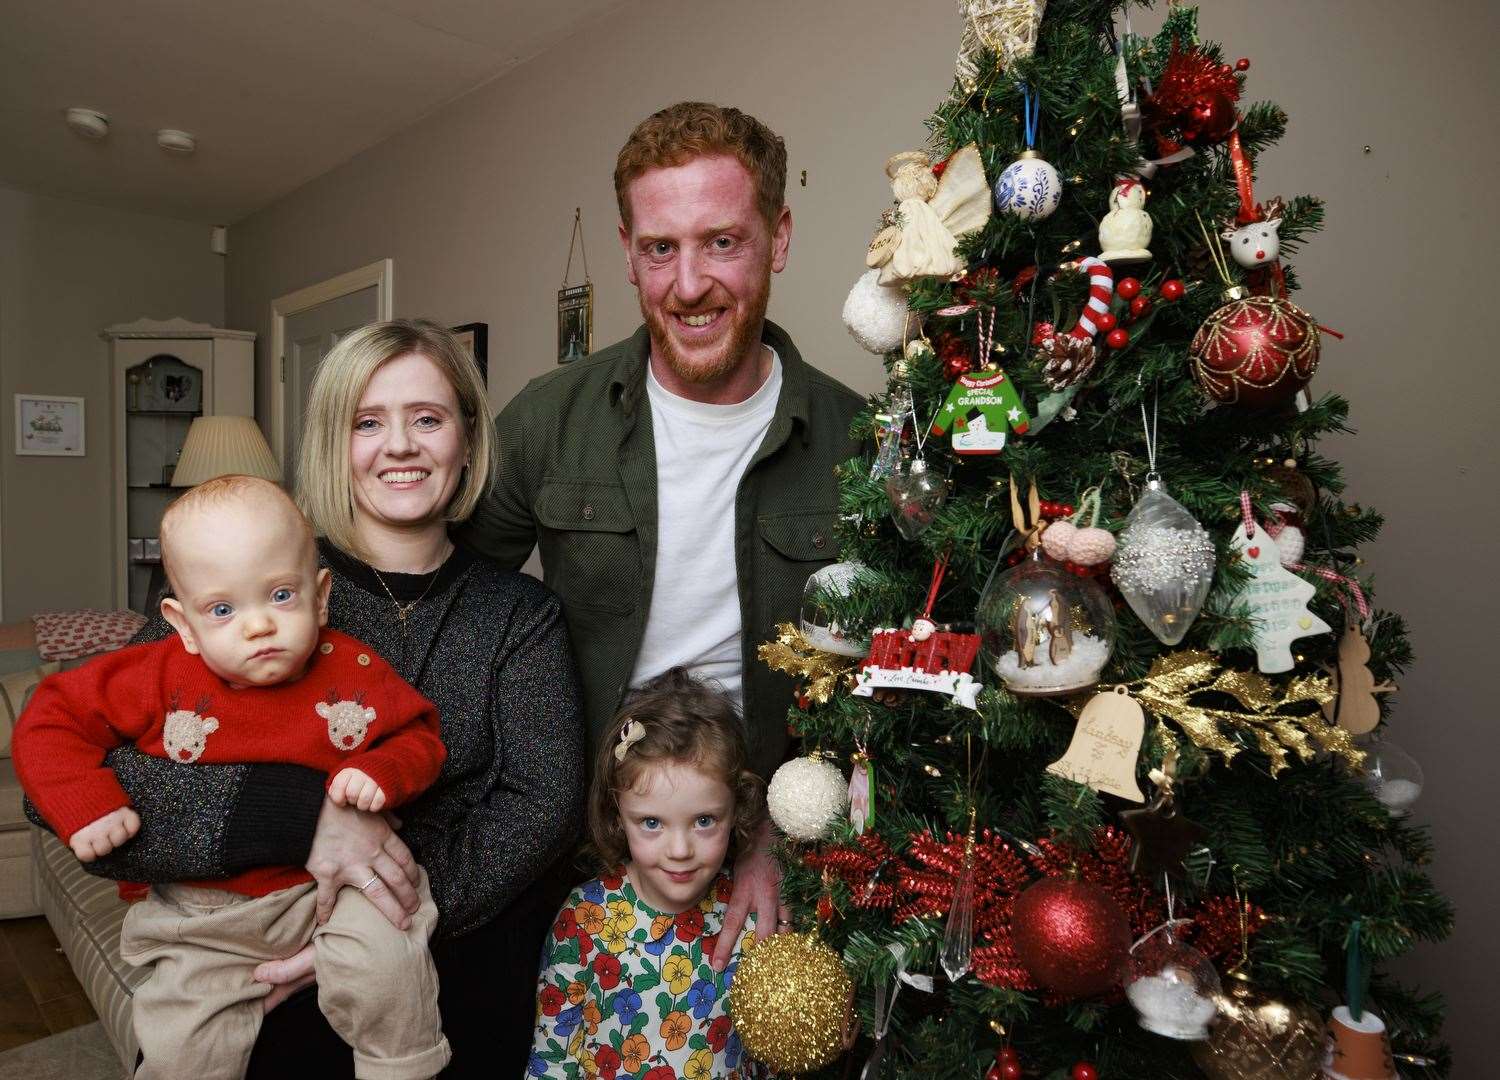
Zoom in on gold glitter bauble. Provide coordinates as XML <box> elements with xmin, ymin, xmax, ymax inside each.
<box><xmin>1190</xmin><ymin>974</ymin><xmax>1323</xmax><ymax>1079</ymax></box>
<box><xmin>728</xmin><ymin>932</ymin><xmax>852</xmax><ymax>1074</ymax></box>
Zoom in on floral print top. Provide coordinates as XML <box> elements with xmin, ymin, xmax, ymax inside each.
<box><xmin>527</xmin><ymin>869</ymin><xmax>766</xmax><ymax>1079</ymax></box>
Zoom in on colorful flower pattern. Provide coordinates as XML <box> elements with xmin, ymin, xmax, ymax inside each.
<box><xmin>528</xmin><ymin>872</ymin><xmax>765</xmax><ymax>1079</ymax></box>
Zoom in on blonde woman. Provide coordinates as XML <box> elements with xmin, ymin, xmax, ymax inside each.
<box><xmin>61</xmin><ymin>319</ymin><xmax>584</xmax><ymax>1076</ymax></box>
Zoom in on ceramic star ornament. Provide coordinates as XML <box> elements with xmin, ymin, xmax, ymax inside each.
<box><xmin>1227</xmin><ymin>519</ymin><xmax>1332</xmax><ymax>673</ymax></box>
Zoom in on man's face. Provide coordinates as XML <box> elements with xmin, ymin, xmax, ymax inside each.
<box><xmin>160</xmin><ymin>497</ymin><xmax>330</xmax><ymax>689</ymax></box>
<box><xmin>619</xmin><ymin>154</ymin><xmax>791</xmax><ymax>386</ymax></box>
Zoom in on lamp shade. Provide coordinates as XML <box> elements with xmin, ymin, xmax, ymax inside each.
<box><xmin>171</xmin><ymin>415</ymin><xmax>282</xmax><ymax>487</ymax></box>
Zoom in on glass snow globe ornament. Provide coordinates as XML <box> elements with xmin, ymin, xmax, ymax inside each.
<box><xmin>1361</xmin><ymin>738</ymin><xmax>1423</xmax><ymax>815</ymax></box>
<box><xmin>1123</xmin><ymin>924</ymin><xmax>1221</xmax><ymax>1040</ymax></box>
<box><xmin>1111</xmin><ymin>479</ymin><xmax>1216</xmax><ymax>646</ymax></box>
<box><xmin>885</xmin><ymin>458</ymin><xmax>946</xmax><ymax>540</ymax></box>
<box><xmin>800</xmin><ymin>561</ymin><xmax>873</xmax><ymax>658</ymax></box>
<box><xmin>977</xmin><ymin>550</ymin><xmax>1116</xmax><ymax>695</ymax></box>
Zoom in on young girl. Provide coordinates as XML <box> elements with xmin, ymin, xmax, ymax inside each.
<box><xmin>527</xmin><ymin>670</ymin><xmax>768</xmax><ymax>1080</ymax></box>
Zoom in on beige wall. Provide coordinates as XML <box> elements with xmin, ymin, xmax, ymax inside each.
<box><xmin>0</xmin><ymin>186</ymin><xmax>225</xmax><ymax>618</ymax></box>
<box><xmin>225</xmin><ymin>0</ymin><xmax>1495</xmax><ymax>1065</ymax></box>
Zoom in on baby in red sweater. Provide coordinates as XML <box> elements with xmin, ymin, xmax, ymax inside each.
<box><xmin>15</xmin><ymin>476</ymin><xmax>452</xmax><ymax>1079</ymax></box>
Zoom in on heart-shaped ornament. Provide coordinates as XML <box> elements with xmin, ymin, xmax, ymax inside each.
<box><xmin>884</xmin><ymin>459</ymin><xmax>947</xmax><ymax>540</ymax></box>
<box><xmin>1247</xmin><ymin>546</ymin><xmax>1261</xmax><ymax>558</ymax></box>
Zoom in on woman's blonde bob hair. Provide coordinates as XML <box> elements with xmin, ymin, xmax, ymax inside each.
<box><xmin>296</xmin><ymin>318</ymin><xmax>494</xmax><ymax>561</ymax></box>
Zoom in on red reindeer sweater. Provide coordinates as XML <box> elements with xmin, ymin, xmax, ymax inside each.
<box><xmin>15</xmin><ymin>629</ymin><xmax>445</xmax><ymax>897</ymax></box>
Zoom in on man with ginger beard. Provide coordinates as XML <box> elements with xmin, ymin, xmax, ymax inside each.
<box><xmin>460</xmin><ymin>101</ymin><xmax>861</xmax><ymax>966</ymax></box>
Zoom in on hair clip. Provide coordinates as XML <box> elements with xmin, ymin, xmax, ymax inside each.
<box><xmin>614</xmin><ymin>719</ymin><xmax>646</xmax><ymax>762</ymax></box>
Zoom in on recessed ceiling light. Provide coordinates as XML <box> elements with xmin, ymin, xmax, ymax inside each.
<box><xmin>156</xmin><ymin>129</ymin><xmax>196</xmax><ymax>154</ymax></box>
<box><xmin>65</xmin><ymin>107</ymin><xmax>109</xmax><ymax>139</ymax></box>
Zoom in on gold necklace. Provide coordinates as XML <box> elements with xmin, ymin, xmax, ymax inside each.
<box><xmin>370</xmin><ymin>564</ymin><xmax>442</xmax><ymax>634</ymax></box>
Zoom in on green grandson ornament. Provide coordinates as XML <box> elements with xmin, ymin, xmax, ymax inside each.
<box><xmin>929</xmin><ymin>367</ymin><xmax>1031</xmax><ymax>455</ymax></box>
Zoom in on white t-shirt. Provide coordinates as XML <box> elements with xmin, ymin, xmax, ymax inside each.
<box><xmin>629</xmin><ymin>349</ymin><xmax>783</xmax><ymax>706</ymax></box>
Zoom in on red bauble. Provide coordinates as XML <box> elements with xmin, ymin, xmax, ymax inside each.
<box><xmin>1010</xmin><ymin>877</ymin><xmax>1131</xmax><ymax>997</ymax></box>
<box><xmin>944</xmin><ymin>354</ymin><xmax>976</xmax><ymax>380</ymax></box>
<box><xmin>1030</xmin><ymin>321</ymin><xmax>1055</xmax><ymax>346</ymax></box>
<box><xmin>1000</xmin><ymin>1063</ymin><xmax>1022</xmax><ymax>1080</ymax></box>
<box><xmin>1072</xmin><ymin>1064</ymin><xmax>1099</xmax><ymax>1080</ymax></box>
<box><xmin>1116</xmin><ymin>277</ymin><xmax>1142</xmax><ymax>300</ymax></box>
<box><xmin>1129</xmin><ymin>295</ymin><xmax>1151</xmax><ymax>318</ymax></box>
<box><xmin>1094</xmin><ymin>311</ymin><xmax>1117</xmax><ymax>332</ymax></box>
<box><xmin>1160</xmin><ymin>279</ymin><xmax>1185</xmax><ymax>301</ymax></box>
<box><xmin>996</xmin><ymin>1047</ymin><xmax>1019</xmax><ymax>1065</ymax></box>
<box><xmin>1189</xmin><ymin>293</ymin><xmax>1322</xmax><ymax>409</ymax></box>
<box><xmin>1235</xmin><ymin>57</ymin><xmax>1251</xmax><ymax>72</ymax></box>
<box><xmin>1105</xmin><ymin>328</ymin><xmax>1129</xmax><ymax>349</ymax></box>
<box><xmin>1181</xmin><ymin>91</ymin><xmax>1237</xmax><ymax>145</ymax></box>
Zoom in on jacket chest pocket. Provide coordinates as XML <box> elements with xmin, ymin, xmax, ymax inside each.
<box><xmin>535</xmin><ymin>480</ymin><xmax>639</xmax><ymax>615</ymax></box>
<box><xmin>756</xmin><ymin>509</ymin><xmax>839</xmax><ymax>629</ymax></box>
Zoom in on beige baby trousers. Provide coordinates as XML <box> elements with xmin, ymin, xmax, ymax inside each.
<box><xmin>119</xmin><ymin>870</ymin><xmax>450</xmax><ymax>1080</ymax></box>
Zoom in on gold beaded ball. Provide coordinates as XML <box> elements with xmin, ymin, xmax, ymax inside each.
<box><xmin>728</xmin><ymin>932</ymin><xmax>852</xmax><ymax>1074</ymax></box>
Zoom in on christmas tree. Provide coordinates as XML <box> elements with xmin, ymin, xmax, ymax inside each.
<box><xmin>748</xmin><ymin>3</ymin><xmax>1452</xmax><ymax>1077</ymax></box>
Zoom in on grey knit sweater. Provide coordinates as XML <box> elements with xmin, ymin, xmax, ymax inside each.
<box><xmin>36</xmin><ymin>541</ymin><xmax>584</xmax><ymax>941</ymax></box>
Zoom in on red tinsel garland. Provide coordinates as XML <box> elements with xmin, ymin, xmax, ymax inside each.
<box><xmin>804</xmin><ymin>826</ymin><xmax>1263</xmax><ymax>992</ymax></box>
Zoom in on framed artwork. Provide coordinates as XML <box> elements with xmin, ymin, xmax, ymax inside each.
<box><xmin>15</xmin><ymin>394</ymin><xmax>85</xmax><ymax>456</ymax></box>
<box><xmin>557</xmin><ymin>283</ymin><xmax>593</xmax><ymax>364</ymax></box>
<box><xmin>451</xmin><ymin>323</ymin><xmax>488</xmax><ymax>381</ymax></box>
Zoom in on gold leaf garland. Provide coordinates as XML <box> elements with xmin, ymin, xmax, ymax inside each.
<box><xmin>759</xmin><ymin>623</ymin><xmax>859</xmax><ymax>705</ymax></box>
<box><xmin>1118</xmin><ymin>649</ymin><xmax>1359</xmax><ymax>775</ymax></box>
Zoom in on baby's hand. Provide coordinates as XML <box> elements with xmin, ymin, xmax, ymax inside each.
<box><xmin>329</xmin><ymin>768</ymin><xmax>387</xmax><ymax>812</ymax></box>
<box><xmin>69</xmin><ymin>807</ymin><xmax>141</xmax><ymax>862</ymax></box>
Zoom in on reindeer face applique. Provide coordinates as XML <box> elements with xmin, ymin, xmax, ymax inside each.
<box><xmin>162</xmin><ymin>696</ymin><xmax>220</xmax><ymax>763</ymax></box>
<box><xmin>317</xmin><ymin>691</ymin><xmax>376</xmax><ymax>751</ymax></box>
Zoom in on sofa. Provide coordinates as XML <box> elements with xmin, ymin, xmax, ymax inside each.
<box><xmin>1</xmin><ymin>613</ymin><xmax>148</xmax><ymax>1073</ymax></box>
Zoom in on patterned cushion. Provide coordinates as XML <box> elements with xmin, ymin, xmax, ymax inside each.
<box><xmin>33</xmin><ymin>826</ymin><xmax>145</xmax><ymax>1072</ymax></box>
<box><xmin>0</xmin><ymin>660</ymin><xmax>59</xmax><ymax>756</ymax></box>
<box><xmin>32</xmin><ymin>609</ymin><xmax>146</xmax><ymax>662</ymax></box>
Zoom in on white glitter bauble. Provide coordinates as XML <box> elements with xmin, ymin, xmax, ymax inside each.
<box><xmin>842</xmin><ymin>269</ymin><xmax>912</xmax><ymax>354</ymax></box>
<box><xmin>1111</xmin><ymin>484</ymin><xmax>1216</xmax><ymax>646</ymax></box>
<box><xmin>992</xmin><ymin>150</ymin><xmax>1061</xmax><ymax>221</ymax></box>
<box><xmin>768</xmin><ymin>756</ymin><xmax>849</xmax><ymax>840</ymax></box>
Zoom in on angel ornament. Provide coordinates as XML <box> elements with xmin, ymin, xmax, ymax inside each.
<box><xmin>1097</xmin><ymin>178</ymin><xmax>1153</xmax><ymax>263</ymax></box>
<box><xmin>867</xmin><ymin>144</ymin><xmax>992</xmax><ymax>285</ymax></box>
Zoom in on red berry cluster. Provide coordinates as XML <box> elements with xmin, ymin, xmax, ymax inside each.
<box><xmin>1038</xmin><ymin>499</ymin><xmax>1074</xmax><ymax>519</ymax></box>
<box><xmin>985</xmin><ymin>1046</ymin><xmax>1022</xmax><ymax>1080</ymax></box>
<box><xmin>1103</xmin><ymin>277</ymin><xmax>1185</xmax><ymax>351</ymax></box>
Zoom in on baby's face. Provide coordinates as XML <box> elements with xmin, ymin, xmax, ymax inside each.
<box><xmin>161</xmin><ymin>496</ymin><xmax>329</xmax><ymax>689</ymax></box>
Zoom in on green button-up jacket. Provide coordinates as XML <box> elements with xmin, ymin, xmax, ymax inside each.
<box><xmin>457</xmin><ymin>320</ymin><xmax>865</xmax><ymax>779</ymax></box>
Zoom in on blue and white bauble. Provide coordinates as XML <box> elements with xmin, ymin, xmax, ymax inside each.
<box><xmin>993</xmin><ymin>150</ymin><xmax>1061</xmax><ymax>221</ymax></box>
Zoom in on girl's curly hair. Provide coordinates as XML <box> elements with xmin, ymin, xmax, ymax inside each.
<box><xmin>587</xmin><ymin>668</ymin><xmax>766</xmax><ymax>872</ymax></box>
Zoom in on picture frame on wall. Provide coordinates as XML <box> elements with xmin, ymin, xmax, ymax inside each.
<box><xmin>451</xmin><ymin>323</ymin><xmax>488</xmax><ymax>381</ymax></box>
<box><xmin>557</xmin><ymin>283</ymin><xmax>593</xmax><ymax>364</ymax></box>
<box><xmin>15</xmin><ymin>394</ymin><xmax>85</xmax><ymax>456</ymax></box>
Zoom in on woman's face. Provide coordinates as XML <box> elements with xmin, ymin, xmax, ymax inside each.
<box><xmin>349</xmin><ymin>352</ymin><xmax>467</xmax><ymax>537</ymax></box>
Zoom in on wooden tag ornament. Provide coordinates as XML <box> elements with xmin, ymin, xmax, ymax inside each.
<box><xmin>1321</xmin><ymin>622</ymin><xmax>1396</xmax><ymax>735</ymax></box>
<box><xmin>1047</xmin><ymin>686</ymin><xmax>1147</xmax><ymax>801</ymax></box>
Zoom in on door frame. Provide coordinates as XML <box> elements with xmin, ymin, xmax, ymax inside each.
<box><xmin>269</xmin><ymin>258</ymin><xmax>393</xmax><ymax>469</ymax></box>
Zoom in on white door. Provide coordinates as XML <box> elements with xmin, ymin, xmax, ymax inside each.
<box><xmin>281</xmin><ymin>285</ymin><xmax>380</xmax><ymax>483</ymax></box>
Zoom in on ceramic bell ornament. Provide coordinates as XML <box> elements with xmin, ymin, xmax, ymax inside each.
<box><xmin>1098</xmin><ymin>177</ymin><xmax>1153</xmax><ymax>263</ymax></box>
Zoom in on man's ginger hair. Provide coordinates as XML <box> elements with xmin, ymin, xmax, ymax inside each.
<box><xmin>614</xmin><ymin>101</ymin><xmax>788</xmax><ymax>231</ymax></box>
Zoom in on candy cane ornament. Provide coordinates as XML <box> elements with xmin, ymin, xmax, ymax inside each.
<box><xmin>1036</xmin><ymin>256</ymin><xmax>1115</xmax><ymax>389</ymax></box>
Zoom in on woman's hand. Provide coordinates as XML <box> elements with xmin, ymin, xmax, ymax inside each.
<box><xmin>254</xmin><ymin>944</ymin><xmax>316</xmax><ymax>1013</ymax></box>
<box><xmin>305</xmin><ymin>797</ymin><xmax>420</xmax><ymax>929</ymax></box>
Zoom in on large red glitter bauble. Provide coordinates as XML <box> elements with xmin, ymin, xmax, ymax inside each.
<box><xmin>1189</xmin><ymin>294</ymin><xmax>1321</xmax><ymax>409</ymax></box>
<box><xmin>1011</xmin><ymin>877</ymin><xmax>1131</xmax><ymax>997</ymax></box>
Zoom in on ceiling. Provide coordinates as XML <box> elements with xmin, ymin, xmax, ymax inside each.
<box><xmin>0</xmin><ymin>0</ymin><xmax>625</xmax><ymax>223</ymax></box>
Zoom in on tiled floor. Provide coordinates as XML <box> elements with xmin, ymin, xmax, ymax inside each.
<box><xmin>0</xmin><ymin>916</ymin><xmax>97</xmax><ymax>1051</ymax></box>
